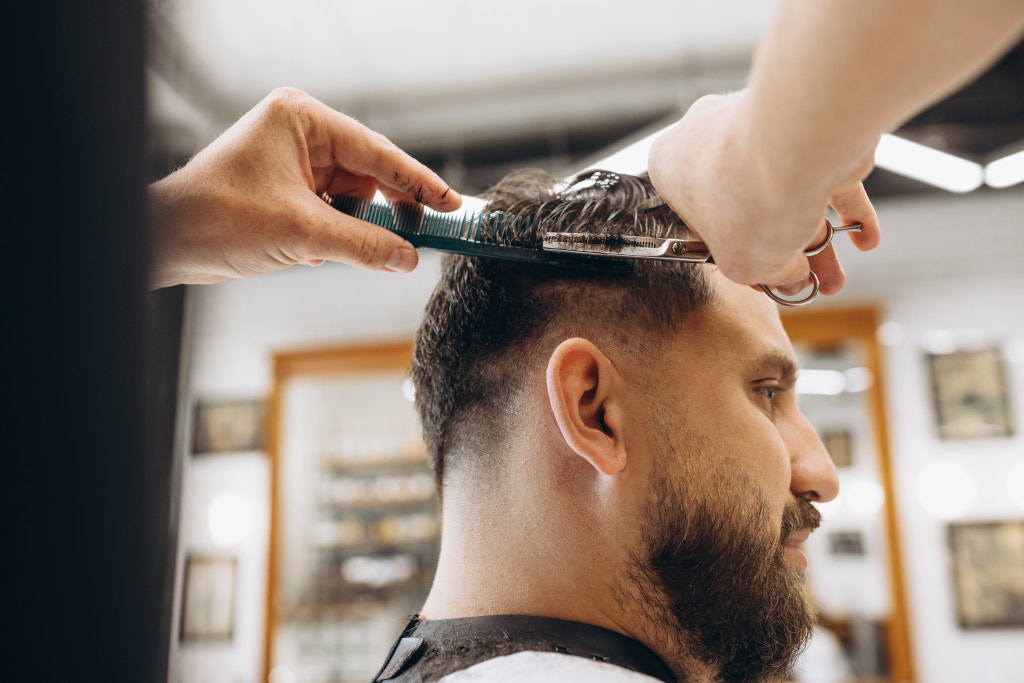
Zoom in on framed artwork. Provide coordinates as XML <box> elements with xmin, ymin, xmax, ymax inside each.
<box><xmin>180</xmin><ymin>555</ymin><xmax>237</xmax><ymax>641</ymax></box>
<box><xmin>948</xmin><ymin>521</ymin><xmax>1024</xmax><ymax>629</ymax></box>
<box><xmin>927</xmin><ymin>348</ymin><xmax>1014</xmax><ymax>440</ymax></box>
<box><xmin>829</xmin><ymin>530</ymin><xmax>866</xmax><ymax>557</ymax></box>
<box><xmin>821</xmin><ymin>429</ymin><xmax>854</xmax><ymax>468</ymax></box>
<box><xmin>193</xmin><ymin>399</ymin><xmax>265</xmax><ymax>454</ymax></box>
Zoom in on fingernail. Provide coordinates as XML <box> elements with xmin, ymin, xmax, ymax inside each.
<box><xmin>385</xmin><ymin>246</ymin><xmax>417</xmax><ymax>273</ymax></box>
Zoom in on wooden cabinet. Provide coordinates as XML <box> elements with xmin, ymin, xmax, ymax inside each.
<box><xmin>264</xmin><ymin>343</ymin><xmax>439</xmax><ymax>683</ymax></box>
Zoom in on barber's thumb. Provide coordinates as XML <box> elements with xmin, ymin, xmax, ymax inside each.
<box><xmin>309</xmin><ymin>197</ymin><xmax>419</xmax><ymax>273</ymax></box>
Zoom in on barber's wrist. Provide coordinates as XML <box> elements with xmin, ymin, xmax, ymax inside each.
<box><xmin>147</xmin><ymin>170</ymin><xmax>214</xmax><ymax>289</ymax></box>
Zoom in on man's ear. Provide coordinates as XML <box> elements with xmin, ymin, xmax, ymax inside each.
<box><xmin>546</xmin><ymin>338</ymin><xmax>628</xmax><ymax>476</ymax></box>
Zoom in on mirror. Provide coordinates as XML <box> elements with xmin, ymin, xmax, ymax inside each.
<box><xmin>782</xmin><ymin>306</ymin><xmax>914</xmax><ymax>683</ymax></box>
<box><xmin>265</xmin><ymin>343</ymin><xmax>440</xmax><ymax>683</ymax></box>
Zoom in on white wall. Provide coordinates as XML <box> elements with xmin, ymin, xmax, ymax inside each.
<box><xmin>168</xmin><ymin>257</ymin><xmax>446</xmax><ymax>683</ymax></box>
<box><xmin>824</xmin><ymin>190</ymin><xmax>1024</xmax><ymax>683</ymax></box>
<box><xmin>835</xmin><ymin>192</ymin><xmax>1024</xmax><ymax>683</ymax></box>
<box><xmin>170</xmin><ymin>189</ymin><xmax>1024</xmax><ymax>683</ymax></box>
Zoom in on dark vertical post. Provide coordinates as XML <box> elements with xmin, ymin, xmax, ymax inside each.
<box><xmin>2</xmin><ymin>2</ymin><xmax>178</xmax><ymax>682</ymax></box>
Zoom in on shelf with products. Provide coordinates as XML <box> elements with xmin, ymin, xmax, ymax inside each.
<box><xmin>318</xmin><ymin>434</ymin><xmax>426</xmax><ymax>466</ymax></box>
<box><xmin>315</xmin><ymin>463</ymin><xmax>437</xmax><ymax>509</ymax></box>
<box><xmin>268</xmin><ymin>343</ymin><xmax>442</xmax><ymax>683</ymax></box>
<box><xmin>311</xmin><ymin>513</ymin><xmax>439</xmax><ymax>549</ymax></box>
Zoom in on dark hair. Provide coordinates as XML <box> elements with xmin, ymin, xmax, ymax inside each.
<box><xmin>411</xmin><ymin>169</ymin><xmax>714</xmax><ymax>490</ymax></box>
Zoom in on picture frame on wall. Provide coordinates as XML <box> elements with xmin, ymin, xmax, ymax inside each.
<box><xmin>927</xmin><ymin>348</ymin><xmax>1014</xmax><ymax>440</ymax></box>
<box><xmin>829</xmin><ymin>530</ymin><xmax>867</xmax><ymax>557</ymax></box>
<box><xmin>948</xmin><ymin>520</ymin><xmax>1024</xmax><ymax>629</ymax></box>
<box><xmin>821</xmin><ymin>429</ymin><xmax>855</xmax><ymax>468</ymax></box>
<box><xmin>180</xmin><ymin>555</ymin><xmax>238</xmax><ymax>642</ymax></box>
<box><xmin>193</xmin><ymin>399</ymin><xmax>265</xmax><ymax>454</ymax></box>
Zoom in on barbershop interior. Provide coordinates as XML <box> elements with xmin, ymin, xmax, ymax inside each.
<box><xmin>10</xmin><ymin>2</ymin><xmax>1024</xmax><ymax>683</ymax></box>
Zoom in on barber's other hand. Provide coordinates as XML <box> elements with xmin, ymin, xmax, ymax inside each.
<box><xmin>647</xmin><ymin>91</ymin><xmax>880</xmax><ymax>296</ymax></box>
<box><xmin>148</xmin><ymin>88</ymin><xmax>462</xmax><ymax>288</ymax></box>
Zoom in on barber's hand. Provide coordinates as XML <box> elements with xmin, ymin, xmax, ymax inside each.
<box><xmin>148</xmin><ymin>88</ymin><xmax>462</xmax><ymax>288</ymax></box>
<box><xmin>647</xmin><ymin>91</ymin><xmax>880</xmax><ymax>296</ymax></box>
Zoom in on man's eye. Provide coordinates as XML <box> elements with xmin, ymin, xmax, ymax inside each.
<box><xmin>756</xmin><ymin>385</ymin><xmax>780</xmax><ymax>402</ymax></box>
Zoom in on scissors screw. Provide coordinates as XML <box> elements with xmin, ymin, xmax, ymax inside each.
<box><xmin>671</xmin><ymin>242</ymin><xmax>685</xmax><ymax>256</ymax></box>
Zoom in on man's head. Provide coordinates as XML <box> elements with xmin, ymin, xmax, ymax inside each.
<box><xmin>412</xmin><ymin>169</ymin><xmax>712</xmax><ymax>485</ymax></box>
<box><xmin>411</xmin><ymin>169</ymin><xmax>838</xmax><ymax>682</ymax></box>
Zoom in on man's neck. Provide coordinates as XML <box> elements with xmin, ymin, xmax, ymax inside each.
<box><xmin>421</xmin><ymin>494</ymin><xmax>621</xmax><ymax>624</ymax></box>
<box><xmin>418</xmin><ymin>503</ymin><xmax>711</xmax><ymax>683</ymax></box>
<box><xmin>421</xmin><ymin>521</ymin><xmax>615</xmax><ymax>626</ymax></box>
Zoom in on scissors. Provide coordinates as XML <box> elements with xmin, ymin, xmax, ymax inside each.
<box><xmin>543</xmin><ymin>216</ymin><xmax>862</xmax><ymax>307</ymax></box>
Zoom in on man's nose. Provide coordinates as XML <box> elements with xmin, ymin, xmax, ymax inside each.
<box><xmin>787</xmin><ymin>411</ymin><xmax>840</xmax><ymax>503</ymax></box>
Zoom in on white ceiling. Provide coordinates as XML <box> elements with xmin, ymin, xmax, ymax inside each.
<box><xmin>148</xmin><ymin>0</ymin><xmax>773</xmax><ymax>155</ymax></box>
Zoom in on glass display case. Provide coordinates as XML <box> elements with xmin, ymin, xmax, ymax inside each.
<box><xmin>781</xmin><ymin>306</ymin><xmax>915</xmax><ymax>683</ymax></box>
<box><xmin>265</xmin><ymin>344</ymin><xmax>439</xmax><ymax>683</ymax></box>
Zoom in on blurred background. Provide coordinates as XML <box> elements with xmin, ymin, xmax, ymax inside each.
<box><xmin>145</xmin><ymin>2</ymin><xmax>1022</xmax><ymax>682</ymax></box>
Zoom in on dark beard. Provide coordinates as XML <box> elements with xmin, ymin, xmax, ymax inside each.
<box><xmin>629</xmin><ymin>474</ymin><xmax>822</xmax><ymax>683</ymax></box>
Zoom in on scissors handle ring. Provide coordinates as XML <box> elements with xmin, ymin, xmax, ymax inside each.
<box><xmin>759</xmin><ymin>270</ymin><xmax>820</xmax><ymax>307</ymax></box>
<box><xmin>805</xmin><ymin>220</ymin><xmax>863</xmax><ymax>257</ymax></box>
<box><xmin>804</xmin><ymin>220</ymin><xmax>835</xmax><ymax>257</ymax></box>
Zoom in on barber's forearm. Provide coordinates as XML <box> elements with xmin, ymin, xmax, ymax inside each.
<box><xmin>746</xmin><ymin>0</ymin><xmax>1024</xmax><ymax>199</ymax></box>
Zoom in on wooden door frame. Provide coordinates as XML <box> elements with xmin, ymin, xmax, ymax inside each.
<box><xmin>262</xmin><ymin>341</ymin><xmax>414</xmax><ymax>682</ymax></box>
<box><xmin>781</xmin><ymin>305</ymin><xmax>915</xmax><ymax>683</ymax></box>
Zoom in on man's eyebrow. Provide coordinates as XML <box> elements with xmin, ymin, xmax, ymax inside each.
<box><xmin>751</xmin><ymin>350</ymin><xmax>799</xmax><ymax>383</ymax></box>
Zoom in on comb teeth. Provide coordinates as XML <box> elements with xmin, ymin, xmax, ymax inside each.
<box><xmin>326</xmin><ymin>195</ymin><xmax>533</xmax><ymax>244</ymax></box>
<box><xmin>323</xmin><ymin>194</ymin><xmax>633</xmax><ymax>273</ymax></box>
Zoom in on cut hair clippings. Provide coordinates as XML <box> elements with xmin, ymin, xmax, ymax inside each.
<box><xmin>323</xmin><ymin>192</ymin><xmax>860</xmax><ymax>307</ymax></box>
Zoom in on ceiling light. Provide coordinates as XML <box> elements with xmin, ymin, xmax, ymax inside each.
<box><xmin>874</xmin><ymin>134</ymin><xmax>983</xmax><ymax>193</ymax></box>
<box><xmin>586</xmin><ymin>126</ymin><xmax>1007</xmax><ymax>195</ymax></box>
<box><xmin>984</xmin><ymin>149</ymin><xmax>1024</xmax><ymax>188</ymax></box>
<box><xmin>796</xmin><ymin>369</ymin><xmax>846</xmax><ymax>395</ymax></box>
<box><xmin>874</xmin><ymin>134</ymin><xmax>985</xmax><ymax>192</ymax></box>
<box><xmin>586</xmin><ymin>128</ymin><xmax>666</xmax><ymax>175</ymax></box>
<box><xmin>842</xmin><ymin>367</ymin><xmax>873</xmax><ymax>393</ymax></box>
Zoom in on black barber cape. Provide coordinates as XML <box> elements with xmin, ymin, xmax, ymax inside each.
<box><xmin>373</xmin><ymin>615</ymin><xmax>676</xmax><ymax>682</ymax></box>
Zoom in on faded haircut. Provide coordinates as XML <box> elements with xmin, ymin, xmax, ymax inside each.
<box><xmin>410</xmin><ymin>169</ymin><xmax>714</xmax><ymax>490</ymax></box>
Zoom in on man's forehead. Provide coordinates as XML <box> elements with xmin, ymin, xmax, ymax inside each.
<box><xmin>682</xmin><ymin>271</ymin><xmax>797</xmax><ymax>369</ymax></box>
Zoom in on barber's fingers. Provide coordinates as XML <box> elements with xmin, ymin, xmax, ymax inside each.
<box><xmin>316</xmin><ymin>170</ymin><xmax>436</xmax><ymax>210</ymax></box>
<box><xmin>317</xmin><ymin>107</ymin><xmax>462</xmax><ymax>213</ymax></box>
<box><xmin>772</xmin><ymin>236</ymin><xmax>848</xmax><ymax>297</ymax></box>
<box><xmin>768</xmin><ymin>252</ymin><xmax>813</xmax><ymax>296</ymax></box>
<box><xmin>775</xmin><ymin>182</ymin><xmax>877</xmax><ymax>296</ymax></box>
<box><xmin>315</xmin><ymin>169</ymin><xmax>379</xmax><ymax>200</ymax></box>
<box><xmin>830</xmin><ymin>182</ymin><xmax>880</xmax><ymax>252</ymax></box>
<box><xmin>299</xmin><ymin>192</ymin><xmax>420</xmax><ymax>273</ymax></box>
<box><xmin>377</xmin><ymin>184</ymin><xmax>430</xmax><ymax>206</ymax></box>
<box><xmin>807</xmin><ymin>244</ymin><xmax>846</xmax><ymax>296</ymax></box>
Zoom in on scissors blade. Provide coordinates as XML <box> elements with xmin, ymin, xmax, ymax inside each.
<box><xmin>542</xmin><ymin>233</ymin><xmax>712</xmax><ymax>263</ymax></box>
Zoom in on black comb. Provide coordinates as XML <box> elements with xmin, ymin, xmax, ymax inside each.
<box><xmin>324</xmin><ymin>195</ymin><xmax>634</xmax><ymax>273</ymax></box>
